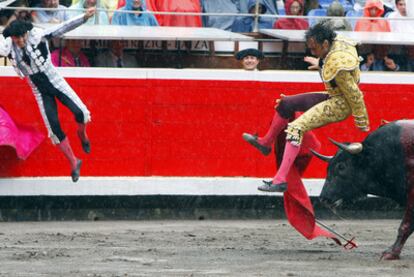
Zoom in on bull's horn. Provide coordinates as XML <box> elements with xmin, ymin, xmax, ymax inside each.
<box><xmin>310</xmin><ymin>149</ymin><xmax>333</xmax><ymax>162</ymax></box>
<box><xmin>329</xmin><ymin>138</ymin><xmax>363</xmax><ymax>154</ymax></box>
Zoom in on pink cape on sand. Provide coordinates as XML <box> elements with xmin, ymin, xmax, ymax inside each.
<box><xmin>0</xmin><ymin>106</ymin><xmax>44</xmax><ymax>160</ymax></box>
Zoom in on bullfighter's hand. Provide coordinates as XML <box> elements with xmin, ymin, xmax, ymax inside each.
<box><xmin>304</xmin><ymin>56</ymin><xmax>320</xmax><ymax>70</ymax></box>
<box><xmin>84</xmin><ymin>7</ymin><xmax>96</xmax><ymax>20</ymax></box>
<box><xmin>274</xmin><ymin>93</ymin><xmax>286</xmax><ymax>109</ymax></box>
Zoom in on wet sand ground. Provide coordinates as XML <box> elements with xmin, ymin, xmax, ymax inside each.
<box><xmin>0</xmin><ymin>220</ymin><xmax>413</xmax><ymax>276</ymax></box>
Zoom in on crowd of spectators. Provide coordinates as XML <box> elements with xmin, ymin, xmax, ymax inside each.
<box><xmin>0</xmin><ymin>0</ymin><xmax>413</xmax><ymax>71</ymax></box>
<box><xmin>2</xmin><ymin>0</ymin><xmax>409</xmax><ymax>31</ymax></box>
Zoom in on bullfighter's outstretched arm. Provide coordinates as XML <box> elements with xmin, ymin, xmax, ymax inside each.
<box><xmin>335</xmin><ymin>70</ymin><xmax>370</xmax><ymax>130</ymax></box>
<box><xmin>43</xmin><ymin>7</ymin><xmax>96</xmax><ymax>39</ymax></box>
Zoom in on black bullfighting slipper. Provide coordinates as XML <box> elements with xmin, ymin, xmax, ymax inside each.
<box><xmin>242</xmin><ymin>133</ymin><xmax>271</xmax><ymax>156</ymax></box>
<box><xmin>81</xmin><ymin>140</ymin><xmax>90</xmax><ymax>154</ymax></box>
<box><xmin>258</xmin><ymin>180</ymin><xmax>287</xmax><ymax>193</ymax></box>
<box><xmin>71</xmin><ymin>159</ymin><xmax>82</xmax><ymax>183</ymax></box>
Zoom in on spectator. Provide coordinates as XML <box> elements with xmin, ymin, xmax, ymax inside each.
<box><xmin>322</xmin><ymin>0</ymin><xmax>352</xmax><ymax>31</ymax></box>
<box><xmin>146</xmin><ymin>0</ymin><xmax>202</xmax><ymax>27</ymax></box>
<box><xmin>232</xmin><ymin>0</ymin><xmax>274</xmax><ymax>32</ymax></box>
<box><xmin>273</xmin><ymin>0</ymin><xmax>308</xmax><ymax>30</ymax></box>
<box><xmin>354</xmin><ymin>0</ymin><xmax>391</xmax><ymax>32</ymax></box>
<box><xmin>388</xmin><ymin>0</ymin><xmax>414</xmax><ymax>32</ymax></box>
<box><xmin>51</xmin><ymin>40</ymin><xmax>91</xmax><ymax>67</ymax></box>
<box><xmin>95</xmin><ymin>40</ymin><xmax>138</xmax><ymax>67</ymax></box>
<box><xmin>69</xmin><ymin>0</ymin><xmax>110</xmax><ymax>24</ymax></box>
<box><xmin>304</xmin><ymin>0</ymin><xmax>320</xmax><ymax>15</ymax></box>
<box><xmin>6</xmin><ymin>0</ymin><xmax>33</xmax><ymax>25</ymax></box>
<box><xmin>112</xmin><ymin>0</ymin><xmax>158</xmax><ymax>26</ymax></box>
<box><xmin>235</xmin><ymin>48</ymin><xmax>264</xmax><ymax>71</ymax></box>
<box><xmin>404</xmin><ymin>46</ymin><xmax>414</xmax><ymax>71</ymax></box>
<box><xmin>32</xmin><ymin>0</ymin><xmax>70</xmax><ymax>23</ymax></box>
<box><xmin>360</xmin><ymin>45</ymin><xmax>400</xmax><ymax>71</ymax></box>
<box><xmin>382</xmin><ymin>0</ymin><xmax>396</xmax><ymax>13</ymax></box>
<box><xmin>72</xmin><ymin>0</ymin><xmax>119</xmax><ymax>18</ymax></box>
<box><xmin>201</xmin><ymin>0</ymin><xmax>240</xmax><ymax>30</ymax></box>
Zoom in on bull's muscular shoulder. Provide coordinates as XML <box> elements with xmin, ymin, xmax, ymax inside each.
<box><xmin>321</xmin><ymin>36</ymin><xmax>360</xmax><ymax>83</ymax></box>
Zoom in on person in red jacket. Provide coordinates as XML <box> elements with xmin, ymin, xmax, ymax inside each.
<box><xmin>274</xmin><ymin>0</ymin><xmax>308</xmax><ymax>30</ymax></box>
<box><xmin>145</xmin><ymin>0</ymin><xmax>202</xmax><ymax>27</ymax></box>
<box><xmin>51</xmin><ymin>40</ymin><xmax>90</xmax><ymax>67</ymax></box>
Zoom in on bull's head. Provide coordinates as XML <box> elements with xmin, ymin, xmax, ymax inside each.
<box><xmin>312</xmin><ymin>138</ymin><xmax>368</xmax><ymax>208</ymax></box>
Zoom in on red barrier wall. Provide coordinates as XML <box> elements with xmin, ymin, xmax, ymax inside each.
<box><xmin>1</xmin><ymin>69</ymin><xmax>413</xmax><ymax>178</ymax></box>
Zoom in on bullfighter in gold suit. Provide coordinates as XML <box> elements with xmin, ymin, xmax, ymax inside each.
<box><xmin>243</xmin><ymin>21</ymin><xmax>370</xmax><ymax>192</ymax></box>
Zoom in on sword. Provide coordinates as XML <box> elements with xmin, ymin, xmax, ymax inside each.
<box><xmin>315</xmin><ymin>219</ymin><xmax>358</xmax><ymax>250</ymax></box>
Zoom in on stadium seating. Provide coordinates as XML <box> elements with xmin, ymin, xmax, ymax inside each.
<box><xmin>307</xmin><ymin>8</ymin><xmax>327</xmax><ymax>27</ymax></box>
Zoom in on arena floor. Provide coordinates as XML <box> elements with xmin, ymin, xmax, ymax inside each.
<box><xmin>1</xmin><ymin>220</ymin><xmax>413</xmax><ymax>276</ymax></box>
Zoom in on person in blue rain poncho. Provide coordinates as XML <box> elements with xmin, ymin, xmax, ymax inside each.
<box><xmin>111</xmin><ymin>0</ymin><xmax>158</xmax><ymax>26</ymax></box>
<box><xmin>231</xmin><ymin>0</ymin><xmax>275</xmax><ymax>32</ymax></box>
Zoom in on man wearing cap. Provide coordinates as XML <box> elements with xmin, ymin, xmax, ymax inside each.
<box><xmin>0</xmin><ymin>8</ymin><xmax>96</xmax><ymax>182</ymax></box>
<box><xmin>235</xmin><ymin>48</ymin><xmax>264</xmax><ymax>71</ymax></box>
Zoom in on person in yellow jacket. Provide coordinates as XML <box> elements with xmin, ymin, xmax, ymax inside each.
<box><xmin>243</xmin><ymin>20</ymin><xmax>370</xmax><ymax>193</ymax></box>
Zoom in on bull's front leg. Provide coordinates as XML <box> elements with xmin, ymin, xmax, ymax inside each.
<box><xmin>381</xmin><ymin>189</ymin><xmax>414</xmax><ymax>260</ymax></box>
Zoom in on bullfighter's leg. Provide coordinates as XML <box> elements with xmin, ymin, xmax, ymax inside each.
<box><xmin>381</xmin><ymin>184</ymin><xmax>414</xmax><ymax>260</ymax></box>
<box><xmin>37</xmin><ymin>92</ymin><xmax>82</xmax><ymax>182</ymax></box>
<box><xmin>258</xmin><ymin>95</ymin><xmax>351</xmax><ymax>192</ymax></box>
<box><xmin>54</xmin><ymin>87</ymin><xmax>91</xmax><ymax>154</ymax></box>
<box><xmin>243</xmin><ymin>92</ymin><xmax>329</xmax><ymax>156</ymax></box>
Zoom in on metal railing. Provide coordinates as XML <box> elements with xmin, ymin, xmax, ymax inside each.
<box><xmin>2</xmin><ymin>3</ymin><xmax>414</xmax><ymax>28</ymax></box>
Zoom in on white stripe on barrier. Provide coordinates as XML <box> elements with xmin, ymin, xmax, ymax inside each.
<box><xmin>1</xmin><ymin>67</ymin><xmax>414</xmax><ymax>84</ymax></box>
<box><xmin>0</xmin><ymin>177</ymin><xmax>325</xmax><ymax>197</ymax></box>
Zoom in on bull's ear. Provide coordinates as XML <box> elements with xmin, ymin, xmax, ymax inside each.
<box><xmin>329</xmin><ymin>138</ymin><xmax>363</xmax><ymax>155</ymax></box>
<box><xmin>310</xmin><ymin>149</ymin><xmax>333</xmax><ymax>162</ymax></box>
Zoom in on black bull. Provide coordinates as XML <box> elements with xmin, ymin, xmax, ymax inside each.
<box><xmin>312</xmin><ymin>120</ymin><xmax>414</xmax><ymax>260</ymax></box>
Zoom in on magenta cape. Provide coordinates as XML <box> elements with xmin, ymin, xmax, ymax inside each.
<box><xmin>0</xmin><ymin>106</ymin><xmax>44</xmax><ymax>160</ymax></box>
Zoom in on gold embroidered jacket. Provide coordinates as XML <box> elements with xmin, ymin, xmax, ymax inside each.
<box><xmin>321</xmin><ymin>35</ymin><xmax>369</xmax><ymax>129</ymax></box>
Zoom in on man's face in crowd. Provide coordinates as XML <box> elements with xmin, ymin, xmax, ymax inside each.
<box><xmin>110</xmin><ymin>40</ymin><xmax>126</xmax><ymax>57</ymax></box>
<box><xmin>132</xmin><ymin>0</ymin><xmax>142</xmax><ymax>10</ymax></box>
<box><xmin>306</xmin><ymin>37</ymin><xmax>330</xmax><ymax>59</ymax></box>
<box><xmin>242</xmin><ymin>55</ymin><xmax>260</xmax><ymax>71</ymax></box>
<box><xmin>66</xmin><ymin>40</ymin><xmax>83</xmax><ymax>55</ymax></box>
<box><xmin>396</xmin><ymin>0</ymin><xmax>407</xmax><ymax>16</ymax></box>
<box><xmin>43</xmin><ymin>0</ymin><xmax>59</xmax><ymax>8</ymax></box>
<box><xmin>85</xmin><ymin>0</ymin><xmax>97</xmax><ymax>8</ymax></box>
<box><xmin>11</xmin><ymin>33</ymin><xmax>28</xmax><ymax>49</ymax></box>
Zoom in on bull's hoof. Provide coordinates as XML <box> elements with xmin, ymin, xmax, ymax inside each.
<box><xmin>380</xmin><ymin>251</ymin><xmax>400</xmax><ymax>261</ymax></box>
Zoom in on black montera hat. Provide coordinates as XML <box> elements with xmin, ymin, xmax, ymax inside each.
<box><xmin>235</xmin><ymin>48</ymin><xmax>264</xmax><ymax>60</ymax></box>
<box><xmin>2</xmin><ymin>20</ymin><xmax>33</xmax><ymax>38</ymax></box>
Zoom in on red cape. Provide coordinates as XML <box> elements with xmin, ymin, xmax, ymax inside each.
<box><xmin>275</xmin><ymin>123</ymin><xmax>341</xmax><ymax>244</ymax></box>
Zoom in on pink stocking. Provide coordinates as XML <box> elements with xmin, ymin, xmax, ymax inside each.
<box><xmin>57</xmin><ymin>137</ymin><xmax>78</xmax><ymax>170</ymax></box>
<box><xmin>272</xmin><ymin>141</ymin><xmax>300</xmax><ymax>184</ymax></box>
<box><xmin>77</xmin><ymin>123</ymin><xmax>89</xmax><ymax>142</ymax></box>
<box><xmin>258</xmin><ymin>111</ymin><xmax>289</xmax><ymax>147</ymax></box>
